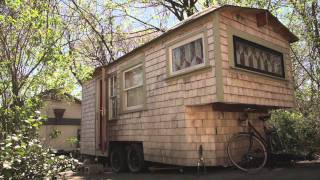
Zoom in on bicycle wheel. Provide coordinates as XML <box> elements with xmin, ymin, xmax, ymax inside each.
<box><xmin>227</xmin><ymin>133</ymin><xmax>267</xmax><ymax>172</ymax></box>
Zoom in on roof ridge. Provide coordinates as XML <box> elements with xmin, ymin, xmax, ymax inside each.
<box><xmin>168</xmin><ymin>5</ymin><xmax>220</xmax><ymax>31</ymax></box>
<box><xmin>92</xmin><ymin>5</ymin><xmax>297</xmax><ymax>74</ymax></box>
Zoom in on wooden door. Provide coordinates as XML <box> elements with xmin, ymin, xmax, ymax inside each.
<box><xmin>97</xmin><ymin>73</ymin><xmax>107</xmax><ymax>153</ymax></box>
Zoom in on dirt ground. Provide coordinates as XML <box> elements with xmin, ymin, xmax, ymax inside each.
<box><xmin>60</xmin><ymin>161</ymin><xmax>320</xmax><ymax>180</ymax></box>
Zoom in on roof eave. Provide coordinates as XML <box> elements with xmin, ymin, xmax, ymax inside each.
<box><xmin>95</xmin><ymin>5</ymin><xmax>299</xmax><ymax>72</ymax></box>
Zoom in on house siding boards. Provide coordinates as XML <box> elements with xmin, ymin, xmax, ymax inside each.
<box><xmin>40</xmin><ymin>100</ymin><xmax>81</xmax><ymax>151</ymax></box>
<box><xmin>218</xmin><ymin>10</ymin><xmax>295</xmax><ymax>107</ymax></box>
<box><xmin>184</xmin><ymin>105</ymin><xmax>265</xmax><ymax>166</ymax></box>
<box><xmin>81</xmin><ymin>79</ymin><xmax>96</xmax><ymax>155</ymax></box>
<box><xmin>80</xmin><ymin>6</ymin><xmax>296</xmax><ymax>166</ymax></box>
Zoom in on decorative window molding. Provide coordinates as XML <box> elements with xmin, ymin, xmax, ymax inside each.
<box><xmin>108</xmin><ymin>74</ymin><xmax>117</xmax><ymax>120</ymax></box>
<box><xmin>227</xmin><ymin>26</ymin><xmax>289</xmax><ymax>80</ymax></box>
<box><xmin>166</xmin><ymin>29</ymin><xmax>209</xmax><ymax>78</ymax></box>
<box><xmin>233</xmin><ymin>36</ymin><xmax>285</xmax><ymax>78</ymax></box>
<box><xmin>122</xmin><ymin>64</ymin><xmax>144</xmax><ymax>111</ymax></box>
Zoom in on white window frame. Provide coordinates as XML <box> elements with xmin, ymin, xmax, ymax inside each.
<box><xmin>123</xmin><ymin>64</ymin><xmax>144</xmax><ymax>111</ymax></box>
<box><xmin>168</xmin><ymin>33</ymin><xmax>206</xmax><ymax>75</ymax></box>
<box><xmin>108</xmin><ymin>74</ymin><xmax>117</xmax><ymax>120</ymax></box>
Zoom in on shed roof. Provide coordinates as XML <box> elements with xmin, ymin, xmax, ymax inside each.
<box><xmin>95</xmin><ymin>5</ymin><xmax>298</xmax><ymax>72</ymax></box>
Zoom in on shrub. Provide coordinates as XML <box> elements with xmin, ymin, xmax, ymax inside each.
<box><xmin>0</xmin><ymin>99</ymin><xmax>80</xmax><ymax>179</ymax></box>
<box><xmin>0</xmin><ymin>133</ymin><xmax>79</xmax><ymax>179</ymax></box>
<box><xmin>269</xmin><ymin>110</ymin><xmax>320</xmax><ymax>154</ymax></box>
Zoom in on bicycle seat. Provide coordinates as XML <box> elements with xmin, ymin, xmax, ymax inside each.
<box><xmin>259</xmin><ymin>115</ymin><xmax>270</xmax><ymax>121</ymax></box>
<box><xmin>238</xmin><ymin>113</ymin><xmax>248</xmax><ymax>122</ymax></box>
<box><xmin>243</xmin><ymin>108</ymin><xmax>257</xmax><ymax>112</ymax></box>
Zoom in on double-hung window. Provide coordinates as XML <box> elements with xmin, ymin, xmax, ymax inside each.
<box><xmin>108</xmin><ymin>74</ymin><xmax>117</xmax><ymax>119</ymax></box>
<box><xmin>123</xmin><ymin>64</ymin><xmax>144</xmax><ymax>110</ymax></box>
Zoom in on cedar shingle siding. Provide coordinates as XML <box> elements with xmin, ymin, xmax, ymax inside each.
<box><xmin>81</xmin><ymin>79</ymin><xmax>96</xmax><ymax>155</ymax></box>
<box><xmin>80</xmin><ymin>6</ymin><xmax>296</xmax><ymax>166</ymax></box>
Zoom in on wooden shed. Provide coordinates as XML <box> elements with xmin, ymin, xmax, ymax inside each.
<box><xmin>80</xmin><ymin>5</ymin><xmax>298</xmax><ymax>172</ymax></box>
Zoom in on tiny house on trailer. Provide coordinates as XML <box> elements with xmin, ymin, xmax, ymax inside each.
<box><xmin>80</xmin><ymin>5</ymin><xmax>298</xmax><ymax>172</ymax></box>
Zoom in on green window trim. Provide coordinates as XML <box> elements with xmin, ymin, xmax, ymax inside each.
<box><xmin>213</xmin><ymin>12</ymin><xmax>224</xmax><ymax>102</ymax></box>
<box><xmin>227</xmin><ymin>26</ymin><xmax>290</xmax><ymax>81</ymax></box>
<box><xmin>233</xmin><ymin>36</ymin><xmax>285</xmax><ymax>78</ymax></box>
<box><xmin>165</xmin><ymin>27</ymin><xmax>210</xmax><ymax>79</ymax></box>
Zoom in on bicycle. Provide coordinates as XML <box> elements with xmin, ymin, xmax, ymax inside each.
<box><xmin>226</xmin><ymin>109</ymin><xmax>283</xmax><ymax>173</ymax></box>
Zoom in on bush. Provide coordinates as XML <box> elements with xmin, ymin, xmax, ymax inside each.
<box><xmin>269</xmin><ymin>110</ymin><xmax>320</xmax><ymax>154</ymax></box>
<box><xmin>0</xmin><ymin>133</ymin><xmax>79</xmax><ymax>179</ymax></box>
<box><xmin>0</xmin><ymin>99</ymin><xmax>80</xmax><ymax>179</ymax></box>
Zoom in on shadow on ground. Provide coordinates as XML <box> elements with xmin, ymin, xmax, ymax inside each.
<box><xmin>63</xmin><ymin>162</ymin><xmax>320</xmax><ymax>180</ymax></box>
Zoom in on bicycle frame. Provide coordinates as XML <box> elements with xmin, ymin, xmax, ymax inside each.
<box><xmin>227</xmin><ymin>112</ymin><xmax>285</xmax><ymax>172</ymax></box>
<box><xmin>245</xmin><ymin>119</ymin><xmax>283</xmax><ymax>159</ymax></box>
<box><xmin>247</xmin><ymin>121</ymin><xmax>267</xmax><ymax>146</ymax></box>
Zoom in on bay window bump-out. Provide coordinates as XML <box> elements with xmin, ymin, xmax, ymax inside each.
<box><xmin>122</xmin><ymin>64</ymin><xmax>144</xmax><ymax>111</ymax></box>
<box><xmin>108</xmin><ymin>74</ymin><xmax>117</xmax><ymax>120</ymax></box>
<box><xmin>168</xmin><ymin>32</ymin><xmax>207</xmax><ymax>76</ymax></box>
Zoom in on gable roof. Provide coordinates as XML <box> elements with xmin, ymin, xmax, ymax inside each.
<box><xmin>39</xmin><ymin>89</ymin><xmax>81</xmax><ymax>104</ymax></box>
<box><xmin>96</xmin><ymin>5</ymin><xmax>298</xmax><ymax>72</ymax></box>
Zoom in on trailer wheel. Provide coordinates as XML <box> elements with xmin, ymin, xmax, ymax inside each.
<box><xmin>127</xmin><ymin>144</ymin><xmax>144</xmax><ymax>173</ymax></box>
<box><xmin>110</xmin><ymin>146</ymin><xmax>127</xmax><ymax>173</ymax></box>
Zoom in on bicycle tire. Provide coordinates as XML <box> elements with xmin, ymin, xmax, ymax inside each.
<box><xmin>227</xmin><ymin>133</ymin><xmax>267</xmax><ymax>172</ymax></box>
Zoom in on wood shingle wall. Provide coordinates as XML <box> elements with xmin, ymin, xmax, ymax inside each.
<box><xmin>105</xmin><ymin>15</ymin><xmax>218</xmax><ymax>166</ymax></box>
<box><xmin>81</xmin><ymin>79</ymin><xmax>96</xmax><ymax>155</ymax></box>
<box><xmin>80</xmin><ymin>7</ymin><xmax>295</xmax><ymax>166</ymax></box>
<box><xmin>218</xmin><ymin>10</ymin><xmax>295</xmax><ymax>107</ymax></box>
<box><xmin>184</xmin><ymin>105</ymin><xmax>265</xmax><ymax>166</ymax></box>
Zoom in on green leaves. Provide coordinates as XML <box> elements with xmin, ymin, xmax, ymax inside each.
<box><xmin>270</xmin><ymin>110</ymin><xmax>320</xmax><ymax>153</ymax></box>
<box><xmin>0</xmin><ymin>132</ymin><xmax>80</xmax><ymax>179</ymax></box>
<box><xmin>0</xmin><ymin>0</ymin><xmax>80</xmax><ymax>109</ymax></box>
<box><xmin>5</xmin><ymin>0</ymin><xmax>22</xmax><ymax>10</ymax></box>
<box><xmin>0</xmin><ymin>101</ymin><xmax>79</xmax><ymax>179</ymax></box>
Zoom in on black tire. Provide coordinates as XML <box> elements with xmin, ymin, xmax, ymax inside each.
<box><xmin>110</xmin><ymin>146</ymin><xmax>127</xmax><ymax>173</ymax></box>
<box><xmin>127</xmin><ymin>144</ymin><xmax>144</xmax><ymax>173</ymax></box>
<box><xmin>227</xmin><ymin>133</ymin><xmax>267</xmax><ymax>172</ymax></box>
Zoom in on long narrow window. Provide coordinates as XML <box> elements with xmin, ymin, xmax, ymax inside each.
<box><xmin>233</xmin><ymin>36</ymin><xmax>285</xmax><ymax>78</ymax></box>
<box><xmin>108</xmin><ymin>74</ymin><xmax>117</xmax><ymax>119</ymax></box>
<box><xmin>123</xmin><ymin>64</ymin><xmax>144</xmax><ymax>110</ymax></box>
